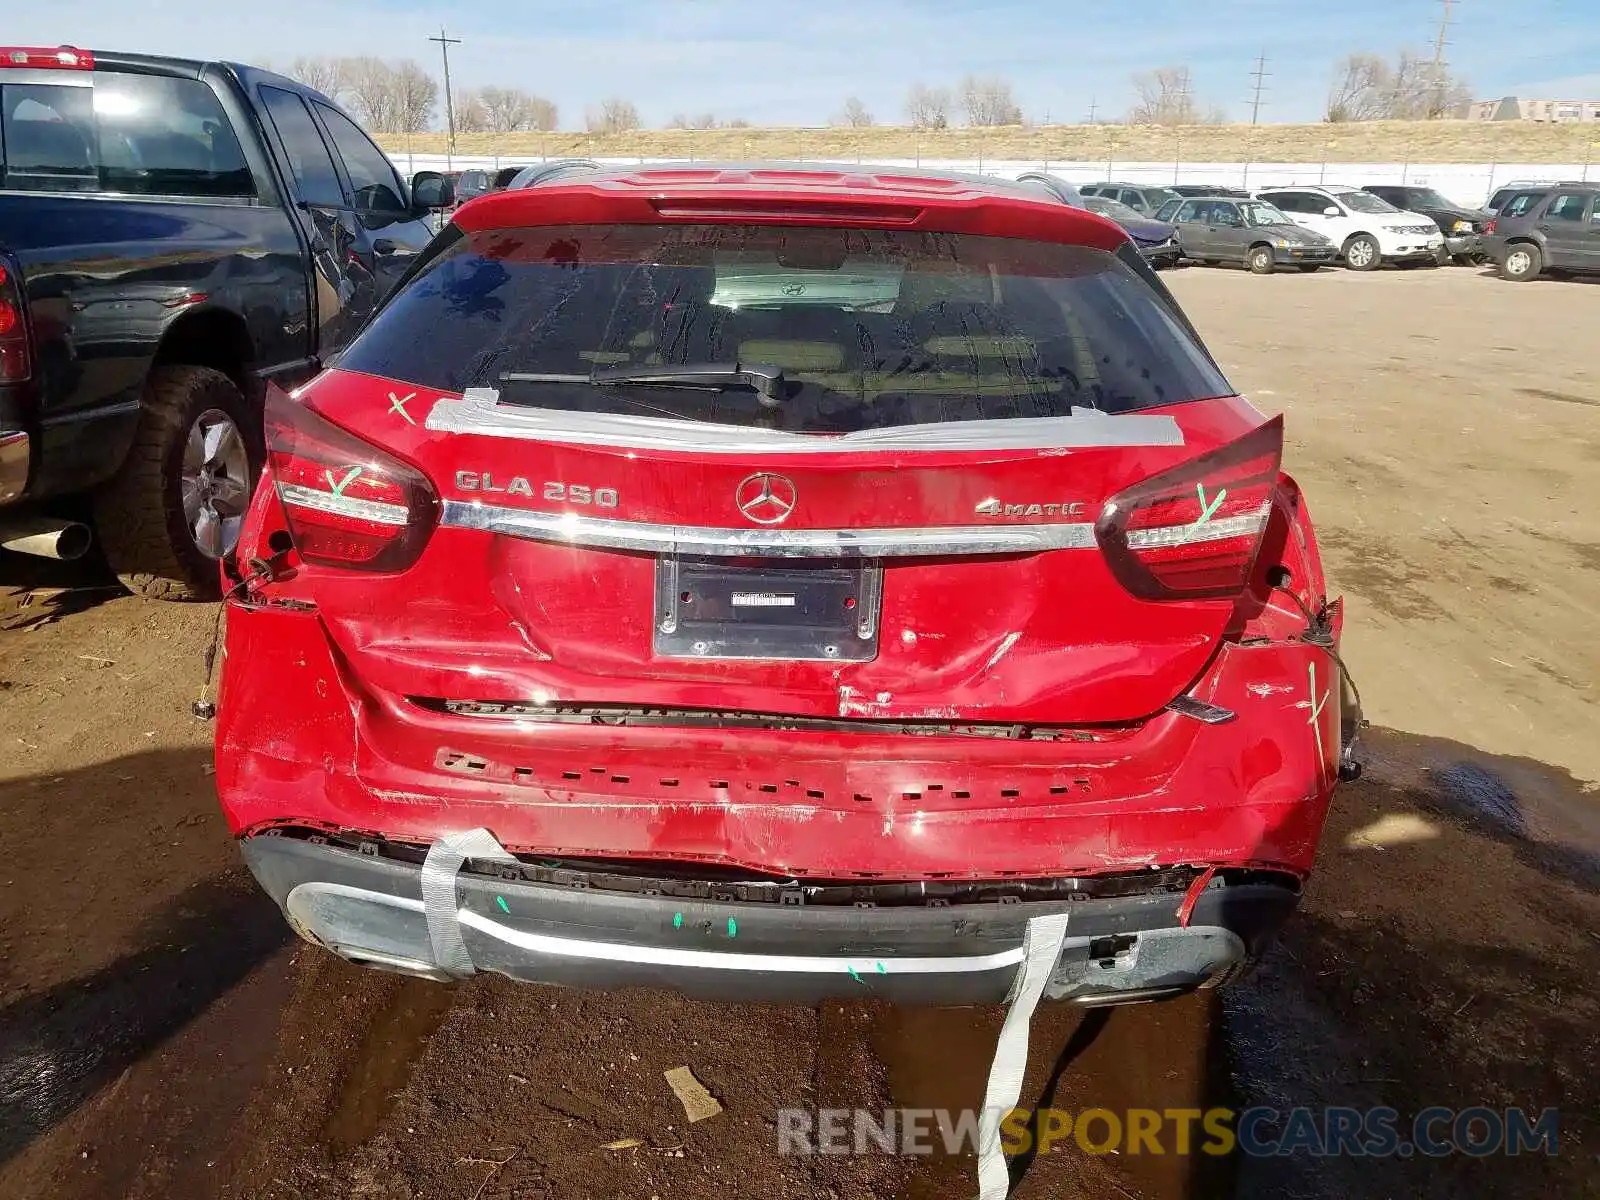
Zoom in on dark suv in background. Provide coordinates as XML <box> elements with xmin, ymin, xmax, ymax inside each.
<box><xmin>1362</xmin><ymin>185</ymin><xmax>1487</xmax><ymax>263</ymax></box>
<box><xmin>1080</xmin><ymin>182</ymin><xmax>1181</xmax><ymax>217</ymax></box>
<box><xmin>1483</xmin><ymin>183</ymin><xmax>1600</xmax><ymax>282</ymax></box>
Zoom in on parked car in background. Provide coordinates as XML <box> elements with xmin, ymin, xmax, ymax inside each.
<box><xmin>1159</xmin><ymin>186</ymin><xmax>1250</xmax><ymax>221</ymax></box>
<box><xmin>1013</xmin><ymin>170</ymin><xmax>1085</xmax><ymax>208</ymax></box>
<box><xmin>1253</xmin><ymin>185</ymin><xmax>1444</xmax><ymax>271</ymax></box>
<box><xmin>506</xmin><ymin>158</ymin><xmax>607</xmax><ymax>191</ymax></box>
<box><xmin>1169</xmin><ymin>198</ymin><xmax>1336</xmax><ymax>274</ymax></box>
<box><xmin>454</xmin><ymin>168</ymin><xmax>493</xmax><ymax>204</ymax></box>
<box><xmin>1079</xmin><ymin>195</ymin><xmax>1182</xmax><ymax>268</ymax></box>
<box><xmin>1168</xmin><ymin>184</ymin><xmax>1250</xmax><ymax>199</ymax></box>
<box><xmin>216</xmin><ymin>162</ymin><xmax>1353</xmax><ymax>1006</ymax></box>
<box><xmin>1081</xmin><ymin>182</ymin><xmax>1182</xmax><ymax>217</ymax></box>
<box><xmin>1361</xmin><ymin>185</ymin><xmax>1486</xmax><ymax>263</ymax></box>
<box><xmin>0</xmin><ymin>45</ymin><xmax>453</xmax><ymax>596</ymax></box>
<box><xmin>1483</xmin><ymin>183</ymin><xmax>1600</xmax><ymax>281</ymax></box>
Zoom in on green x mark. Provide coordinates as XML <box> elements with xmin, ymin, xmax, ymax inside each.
<box><xmin>1195</xmin><ymin>483</ymin><xmax>1226</xmax><ymax>525</ymax></box>
<box><xmin>324</xmin><ymin>466</ymin><xmax>363</xmax><ymax>496</ymax></box>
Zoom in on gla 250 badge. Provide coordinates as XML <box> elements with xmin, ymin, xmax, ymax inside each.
<box><xmin>455</xmin><ymin>472</ymin><xmax>619</xmax><ymax>508</ymax></box>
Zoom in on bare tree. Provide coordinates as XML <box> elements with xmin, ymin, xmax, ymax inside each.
<box><xmin>455</xmin><ymin>91</ymin><xmax>490</xmax><ymax>133</ymax></box>
<box><xmin>726</xmin><ymin>117</ymin><xmax>752</xmax><ymax>129</ymax></box>
<box><xmin>526</xmin><ymin>95</ymin><xmax>559</xmax><ymax>132</ymax></box>
<box><xmin>342</xmin><ymin>57</ymin><xmax>399</xmax><ymax>131</ymax></box>
<box><xmin>390</xmin><ymin>60</ymin><xmax>437</xmax><ymax>134</ymax></box>
<box><xmin>905</xmin><ymin>83</ymin><xmax>952</xmax><ymax>130</ymax></box>
<box><xmin>1326</xmin><ymin>53</ymin><xmax>1393</xmax><ymax>122</ymax></box>
<box><xmin>1326</xmin><ymin>50</ymin><xmax>1470</xmax><ymax>121</ymax></box>
<box><xmin>588</xmin><ymin>98</ymin><xmax>641</xmax><ymax>135</ymax></box>
<box><xmin>1129</xmin><ymin>67</ymin><xmax>1207</xmax><ymax>125</ymax></box>
<box><xmin>472</xmin><ymin>85</ymin><xmax>559</xmax><ymax>133</ymax></box>
<box><xmin>286</xmin><ymin>56</ymin><xmax>346</xmax><ymax>100</ymax></box>
<box><xmin>960</xmin><ymin>75</ymin><xmax>1022</xmax><ymax>126</ymax></box>
<box><xmin>837</xmin><ymin>96</ymin><xmax>874</xmax><ymax>127</ymax></box>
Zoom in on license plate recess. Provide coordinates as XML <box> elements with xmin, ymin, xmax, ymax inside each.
<box><xmin>653</xmin><ymin>556</ymin><xmax>882</xmax><ymax>661</ymax></box>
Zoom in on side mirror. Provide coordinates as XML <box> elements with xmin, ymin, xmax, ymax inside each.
<box><xmin>411</xmin><ymin>171</ymin><xmax>455</xmax><ymax>213</ymax></box>
<box><xmin>1323</xmin><ymin>205</ymin><xmax>1341</xmax><ymax>217</ymax></box>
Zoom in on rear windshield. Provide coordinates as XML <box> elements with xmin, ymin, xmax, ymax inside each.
<box><xmin>340</xmin><ymin>223</ymin><xmax>1230</xmax><ymax>432</ymax></box>
<box><xmin>0</xmin><ymin>72</ymin><xmax>254</xmax><ymax>198</ymax></box>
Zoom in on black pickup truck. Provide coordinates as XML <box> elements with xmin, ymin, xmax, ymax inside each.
<box><xmin>0</xmin><ymin>46</ymin><xmax>453</xmax><ymax>597</ymax></box>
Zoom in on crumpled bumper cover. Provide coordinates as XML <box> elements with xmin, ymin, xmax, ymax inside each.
<box><xmin>243</xmin><ymin>832</ymin><xmax>1300</xmax><ymax>1005</ymax></box>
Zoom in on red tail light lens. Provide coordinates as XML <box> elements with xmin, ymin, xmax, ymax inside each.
<box><xmin>1096</xmin><ymin>416</ymin><xmax>1284</xmax><ymax>601</ymax></box>
<box><xmin>0</xmin><ymin>260</ymin><xmax>31</xmax><ymax>384</ymax></box>
<box><xmin>265</xmin><ymin>387</ymin><xmax>438</xmax><ymax>571</ymax></box>
<box><xmin>0</xmin><ymin>46</ymin><xmax>94</xmax><ymax>69</ymax></box>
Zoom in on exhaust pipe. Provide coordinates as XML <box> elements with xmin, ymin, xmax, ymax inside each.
<box><xmin>0</xmin><ymin>516</ymin><xmax>93</xmax><ymax>561</ymax></box>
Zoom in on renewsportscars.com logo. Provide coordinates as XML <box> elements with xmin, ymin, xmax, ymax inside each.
<box><xmin>777</xmin><ymin>1106</ymin><xmax>1560</xmax><ymax>1159</ymax></box>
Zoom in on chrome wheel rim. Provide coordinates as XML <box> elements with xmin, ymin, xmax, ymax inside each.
<box><xmin>1506</xmin><ymin>250</ymin><xmax>1532</xmax><ymax>276</ymax></box>
<box><xmin>180</xmin><ymin>409</ymin><xmax>249</xmax><ymax>559</ymax></box>
<box><xmin>1346</xmin><ymin>240</ymin><xmax>1374</xmax><ymax>268</ymax></box>
<box><xmin>1252</xmin><ymin>250</ymin><xmax>1270</xmax><ymax>270</ymax></box>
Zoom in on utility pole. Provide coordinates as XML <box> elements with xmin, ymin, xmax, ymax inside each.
<box><xmin>1086</xmin><ymin>96</ymin><xmax>1097</xmax><ymax>125</ymax></box>
<box><xmin>1429</xmin><ymin>0</ymin><xmax>1456</xmax><ymax>118</ymax></box>
<box><xmin>1248</xmin><ymin>52</ymin><xmax>1269</xmax><ymax>125</ymax></box>
<box><xmin>428</xmin><ymin>26</ymin><xmax>462</xmax><ymax>161</ymax></box>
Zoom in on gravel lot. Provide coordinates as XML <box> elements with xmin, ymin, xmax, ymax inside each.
<box><xmin>1</xmin><ymin>264</ymin><xmax>1596</xmax><ymax>1200</ymax></box>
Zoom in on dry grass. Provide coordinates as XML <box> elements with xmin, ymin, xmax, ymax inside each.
<box><xmin>381</xmin><ymin>120</ymin><xmax>1600</xmax><ymax>165</ymax></box>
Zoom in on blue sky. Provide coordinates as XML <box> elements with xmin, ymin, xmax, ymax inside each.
<box><xmin>14</xmin><ymin>0</ymin><xmax>1600</xmax><ymax>126</ymax></box>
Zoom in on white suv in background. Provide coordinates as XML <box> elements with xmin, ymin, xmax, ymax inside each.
<box><xmin>1253</xmin><ymin>185</ymin><xmax>1445</xmax><ymax>270</ymax></box>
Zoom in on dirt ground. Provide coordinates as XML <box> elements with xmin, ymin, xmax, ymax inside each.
<box><xmin>2</xmin><ymin>264</ymin><xmax>1597</xmax><ymax>1200</ymax></box>
<box><xmin>386</xmin><ymin>118</ymin><xmax>1600</xmax><ymax>168</ymax></box>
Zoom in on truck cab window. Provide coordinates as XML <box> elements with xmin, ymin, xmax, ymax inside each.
<box><xmin>315</xmin><ymin>103</ymin><xmax>407</xmax><ymax>226</ymax></box>
<box><xmin>0</xmin><ymin>86</ymin><xmax>97</xmax><ymax>191</ymax></box>
<box><xmin>1</xmin><ymin>75</ymin><xmax>253</xmax><ymax>198</ymax></box>
<box><xmin>259</xmin><ymin>87</ymin><xmax>344</xmax><ymax>209</ymax></box>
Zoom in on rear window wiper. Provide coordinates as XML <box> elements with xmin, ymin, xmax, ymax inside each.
<box><xmin>501</xmin><ymin>362</ymin><xmax>789</xmax><ymax>405</ymax></box>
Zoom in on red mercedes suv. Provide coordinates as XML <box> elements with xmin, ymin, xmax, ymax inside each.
<box><xmin>214</xmin><ymin>164</ymin><xmax>1356</xmax><ymax>1006</ymax></box>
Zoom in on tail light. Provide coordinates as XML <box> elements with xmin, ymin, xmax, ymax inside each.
<box><xmin>264</xmin><ymin>387</ymin><xmax>438</xmax><ymax>571</ymax></box>
<box><xmin>1096</xmin><ymin>416</ymin><xmax>1283</xmax><ymax>601</ymax></box>
<box><xmin>0</xmin><ymin>260</ymin><xmax>31</xmax><ymax>384</ymax></box>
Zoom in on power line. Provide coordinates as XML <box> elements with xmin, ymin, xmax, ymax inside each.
<box><xmin>428</xmin><ymin>27</ymin><xmax>462</xmax><ymax>158</ymax></box>
<box><xmin>1249</xmin><ymin>52</ymin><xmax>1270</xmax><ymax>125</ymax></box>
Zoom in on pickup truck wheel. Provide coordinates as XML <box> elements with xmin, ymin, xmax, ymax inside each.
<box><xmin>94</xmin><ymin>365</ymin><xmax>261</xmax><ymax>601</ymax></box>
<box><xmin>1342</xmin><ymin>234</ymin><xmax>1381</xmax><ymax>271</ymax></box>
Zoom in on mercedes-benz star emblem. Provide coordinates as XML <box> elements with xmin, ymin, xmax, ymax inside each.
<box><xmin>735</xmin><ymin>472</ymin><xmax>797</xmax><ymax>525</ymax></box>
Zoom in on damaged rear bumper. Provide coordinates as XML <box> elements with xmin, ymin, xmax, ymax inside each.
<box><xmin>242</xmin><ymin>831</ymin><xmax>1300</xmax><ymax>1005</ymax></box>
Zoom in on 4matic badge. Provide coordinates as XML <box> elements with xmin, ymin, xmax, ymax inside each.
<box><xmin>974</xmin><ymin>498</ymin><xmax>1088</xmax><ymax>519</ymax></box>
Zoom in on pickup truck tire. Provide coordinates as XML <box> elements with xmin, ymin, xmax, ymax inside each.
<box><xmin>94</xmin><ymin>365</ymin><xmax>261</xmax><ymax>601</ymax></box>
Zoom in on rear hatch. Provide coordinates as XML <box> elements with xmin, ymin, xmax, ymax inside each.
<box><xmin>265</xmin><ymin>208</ymin><xmax>1279</xmax><ymax>727</ymax></box>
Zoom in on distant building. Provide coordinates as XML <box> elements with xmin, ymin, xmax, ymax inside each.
<box><xmin>1459</xmin><ymin>96</ymin><xmax>1600</xmax><ymax>122</ymax></box>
